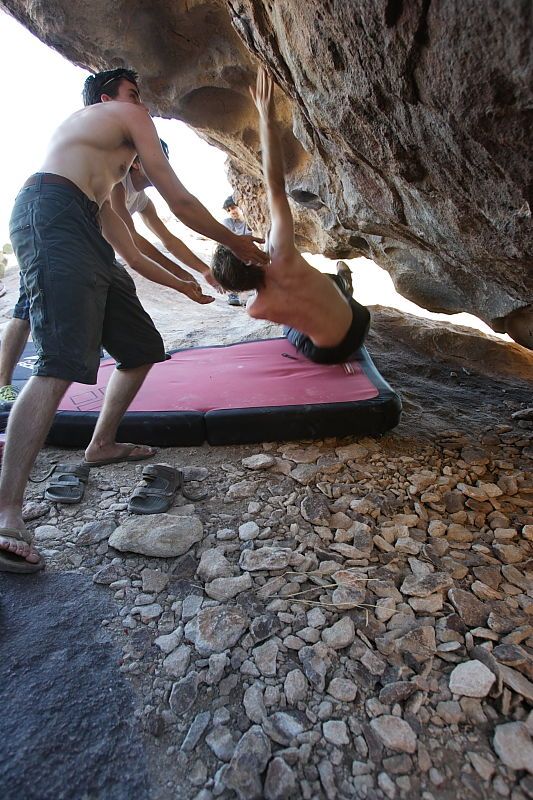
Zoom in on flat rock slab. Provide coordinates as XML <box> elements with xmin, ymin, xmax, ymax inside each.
<box><xmin>0</xmin><ymin>572</ymin><xmax>149</xmax><ymax>800</ymax></box>
<box><xmin>109</xmin><ymin>513</ymin><xmax>203</xmax><ymax>557</ymax></box>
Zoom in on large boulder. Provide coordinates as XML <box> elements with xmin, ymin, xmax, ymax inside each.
<box><xmin>3</xmin><ymin>0</ymin><xmax>531</xmax><ymax>344</ymax></box>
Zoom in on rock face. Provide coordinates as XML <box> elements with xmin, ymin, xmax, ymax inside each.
<box><xmin>2</xmin><ymin>0</ymin><xmax>531</xmax><ymax>345</ymax></box>
<box><xmin>0</xmin><ymin>574</ymin><xmax>150</xmax><ymax>800</ymax></box>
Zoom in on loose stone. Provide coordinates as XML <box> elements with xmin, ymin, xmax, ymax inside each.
<box><xmin>169</xmin><ymin>672</ymin><xmax>199</xmax><ymax>715</ymax></box>
<box><xmin>323</xmin><ymin>720</ymin><xmax>350</xmax><ymax>746</ymax></box>
<box><xmin>449</xmin><ymin>660</ymin><xmax>496</xmax><ymax>698</ymax></box>
<box><xmin>493</xmin><ymin>722</ymin><xmax>533</xmax><ymax>773</ymax></box>
<box><xmin>370</xmin><ymin>716</ymin><xmax>417</xmax><ymax>753</ymax></box>
<box><xmin>284</xmin><ymin>669</ymin><xmax>308</xmax><ymax>705</ymax></box>
<box><xmin>185</xmin><ymin>606</ymin><xmax>248</xmax><ymax>655</ymax></box>
<box><xmin>222</xmin><ymin>725</ymin><xmax>271</xmax><ymax>799</ymax></box>
<box><xmin>205</xmin><ymin>573</ymin><xmax>252</xmax><ymax>601</ymax></box>
<box><xmin>321</xmin><ymin>616</ymin><xmax>355</xmax><ymax>650</ymax></box>
<box><xmin>264</xmin><ymin>756</ymin><xmax>297</xmax><ymax>800</ymax></box>
<box><xmin>328</xmin><ymin>677</ymin><xmax>358</xmax><ymax>702</ymax></box>
<box><xmin>238</xmin><ymin>521</ymin><xmax>260</xmax><ymax>541</ymax></box>
<box><xmin>109</xmin><ymin>513</ymin><xmax>203</xmax><ymax>557</ymax></box>
<box><xmin>197</xmin><ymin>549</ymin><xmax>233</xmax><ymax>581</ymax></box>
<box><xmin>239</xmin><ymin>547</ymin><xmax>292</xmax><ymax>572</ymax></box>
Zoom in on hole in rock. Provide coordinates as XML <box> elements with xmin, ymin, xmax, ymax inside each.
<box><xmin>348</xmin><ymin>236</ymin><xmax>371</xmax><ymax>254</ymax></box>
<box><xmin>327</xmin><ymin>39</ymin><xmax>345</xmax><ymax>71</ymax></box>
<box><xmin>385</xmin><ymin>0</ymin><xmax>404</xmax><ymax>27</ymax></box>
<box><xmin>289</xmin><ymin>190</ymin><xmax>325</xmax><ymax>210</ymax></box>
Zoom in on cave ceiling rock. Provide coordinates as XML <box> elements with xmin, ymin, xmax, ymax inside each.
<box><xmin>2</xmin><ymin>0</ymin><xmax>532</xmax><ymax>347</ymax></box>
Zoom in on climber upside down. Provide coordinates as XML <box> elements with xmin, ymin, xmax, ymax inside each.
<box><xmin>212</xmin><ymin>67</ymin><xmax>371</xmax><ymax>364</ymax></box>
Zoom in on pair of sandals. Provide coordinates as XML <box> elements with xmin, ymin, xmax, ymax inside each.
<box><xmin>41</xmin><ymin>445</ymin><xmax>158</xmax><ymax>503</ymax></box>
<box><xmin>44</xmin><ymin>462</ymin><xmax>207</xmax><ymax>514</ymax></box>
<box><xmin>0</xmin><ymin>464</ymin><xmax>207</xmax><ymax>575</ymax></box>
<box><xmin>43</xmin><ymin>462</ymin><xmax>208</xmax><ymax>514</ymax></box>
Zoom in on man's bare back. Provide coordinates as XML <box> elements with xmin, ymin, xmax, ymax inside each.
<box><xmin>246</xmin><ymin>68</ymin><xmax>367</xmax><ymax>354</ymax></box>
<box><xmin>212</xmin><ymin>69</ymin><xmax>370</xmax><ymax>363</ymax></box>
<box><xmin>247</xmin><ymin>251</ymin><xmax>353</xmax><ymax>348</ymax></box>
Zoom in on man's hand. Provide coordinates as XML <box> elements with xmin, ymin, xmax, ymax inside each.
<box><xmin>250</xmin><ymin>66</ymin><xmax>275</xmax><ymax>119</ymax></box>
<box><xmin>203</xmin><ymin>270</ymin><xmax>225</xmax><ymax>294</ymax></box>
<box><xmin>177</xmin><ymin>279</ymin><xmax>215</xmax><ymax>305</ymax></box>
<box><xmin>229</xmin><ymin>234</ymin><xmax>268</xmax><ymax>267</ymax></box>
<box><xmin>185</xmin><ymin>273</ymin><xmax>204</xmax><ymax>292</ymax></box>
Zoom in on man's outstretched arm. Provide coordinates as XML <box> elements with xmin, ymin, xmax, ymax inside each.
<box><xmin>123</xmin><ymin>105</ymin><xmax>267</xmax><ymax>267</ymax></box>
<box><xmin>110</xmin><ymin>184</ymin><xmax>199</xmax><ymax>286</ymax></box>
<box><xmin>250</xmin><ymin>67</ymin><xmax>296</xmax><ymax>261</ymax></box>
<box><xmin>100</xmin><ymin>200</ymin><xmax>214</xmax><ymax>305</ymax></box>
<box><xmin>139</xmin><ymin>199</ymin><xmax>222</xmax><ymax>292</ymax></box>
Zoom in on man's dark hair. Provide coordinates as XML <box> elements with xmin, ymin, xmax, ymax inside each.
<box><xmin>212</xmin><ymin>246</ymin><xmax>265</xmax><ymax>291</ymax></box>
<box><xmin>223</xmin><ymin>195</ymin><xmax>236</xmax><ymax>210</ymax></box>
<box><xmin>83</xmin><ymin>68</ymin><xmax>139</xmax><ymax>106</ymax></box>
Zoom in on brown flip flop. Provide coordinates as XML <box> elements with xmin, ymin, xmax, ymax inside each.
<box><xmin>0</xmin><ymin>527</ymin><xmax>45</xmax><ymax>574</ymax></box>
<box><xmin>84</xmin><ymin>444</ymin><xmax>158</xmax><ymax>468</ymax></box>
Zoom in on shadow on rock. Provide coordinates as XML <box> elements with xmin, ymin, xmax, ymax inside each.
<box><xmin>0</xmin><ymin>572</ymin><xmax>150</xmax><ymax>800</ymax></box>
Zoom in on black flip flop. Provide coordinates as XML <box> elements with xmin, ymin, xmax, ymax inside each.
<box><xmin>128</xmin><ymin>464</ymin><xmax>208</xmax><ymax>515</ymax></box>
<box><xmin>44</xmin><ymin>463</ymin><xmax>90</xmax><ymax>504</ymax></box>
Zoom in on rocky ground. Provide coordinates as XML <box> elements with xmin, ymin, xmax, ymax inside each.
<box><xmin>0</xmin><ymin>244</ymin><xmax>532</xmax><ymax>800</ymax></box>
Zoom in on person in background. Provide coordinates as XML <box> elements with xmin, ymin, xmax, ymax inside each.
<box><xmin>111</xmin><ymin>139</ymin><xmax>222</xmax><ymax>295</ymax></box>
<box><xmin>222</xmin><ymin>195</ymin><xmax>252</xmax><ymax>307</ymax></box>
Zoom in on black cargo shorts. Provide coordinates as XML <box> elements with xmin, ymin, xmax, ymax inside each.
<box><xmin>9</xmin><ymin>173</ymin><xmax>166</xmax><ymax>384</ymax></box>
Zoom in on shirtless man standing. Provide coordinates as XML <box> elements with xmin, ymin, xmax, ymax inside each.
<box><xmin>0</xmin><ymin>67</ymin><xmax>266</xmax><ymax>573</ymax></box>
<box><xmin>211</xmin><ymin>68</ymin><xmax>370</xmax><ymax>364</ymax></box>
<box><xmin>0</xmin><ymin>138</ymin><xmax>220</xmax><ymax>410</ymax></box>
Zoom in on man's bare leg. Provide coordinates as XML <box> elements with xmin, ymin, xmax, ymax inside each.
<box><xmin>0</xmin><ymin>375</ymin><xmax>69</xmax><ymax>563</ymax></box>
<box><xmin>84</xmin><ymin>364</ymin><xmax>155</xmax><ymax>463</ymax></box>
<box><xmin>0</xmin><ymin>317</ymin><xmax>31</xmax><ymax>387</ymax></box>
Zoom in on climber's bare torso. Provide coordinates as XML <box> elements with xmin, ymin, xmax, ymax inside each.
<box><xmin>246</xmin><ymin>68</ymin><xmax>353</xmax><ymax>347</ymax></box>
<box><xmin>248</xmin><ymin>250</ymin><xmax>353</xmax><ymax>348</ymax></box>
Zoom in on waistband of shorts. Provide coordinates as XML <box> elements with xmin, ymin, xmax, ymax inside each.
<box><xmin>21</xmin><ymin>173</ymin><xmax>99</xmax><ymax>214</ymax></box>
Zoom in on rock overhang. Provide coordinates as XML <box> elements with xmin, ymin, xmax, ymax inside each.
<box><xmin>2</xmin><ymin>0</ymin><xmax>531</xmax><ymax>346</ymax></box>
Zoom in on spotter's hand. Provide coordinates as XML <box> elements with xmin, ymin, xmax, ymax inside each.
<box><xmin>229</xmin><ymin>234</ymin><xmax>268</xmax><ymax>267</ymax></box>
<box><xmin>178</xmin><ymin>280</ymin><xmax>215</xmax><ymax>305</ymax></box>
<box><xmin>204</xmin><ymin>270</ymin><xmax>225</xmax><ymax>293</ymax></box>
